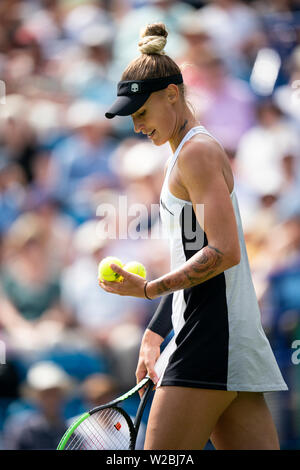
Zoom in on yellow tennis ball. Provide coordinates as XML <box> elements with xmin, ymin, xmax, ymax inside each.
<box><xmin>123</xmin><ymin>261</ymin><xmax>147</xmax><ymax>279</ymax></box>
<box><xmin>98</xmin><ymin>256</ymin><xmax>123</xmax><ymax>282</ymax></box>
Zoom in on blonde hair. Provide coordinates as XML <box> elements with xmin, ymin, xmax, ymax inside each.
<box><xmin>121</xmin><ymin>23</ymin><xmax>185</xmax><ymax>99</ymax></box>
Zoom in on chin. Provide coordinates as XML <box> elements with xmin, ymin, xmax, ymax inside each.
<box><xmin>153</xmin><ymin>136</ymin><xmax>168</xmax><ymax>147</ymax></box>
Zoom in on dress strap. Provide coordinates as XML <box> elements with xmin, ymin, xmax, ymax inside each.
<box><xmin>165</xmin><ymin>126</ymin><xmax>208</xmax><ymax>178</ymax></box>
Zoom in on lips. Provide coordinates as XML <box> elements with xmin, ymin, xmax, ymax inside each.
<box><xmin>147</xmin><ymin>129</ymin><xmax>155</xmax><ymax>138</ymax></box>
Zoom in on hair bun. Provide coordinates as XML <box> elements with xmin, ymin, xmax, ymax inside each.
<box><xmin>139</xmin><ymin>23</ymin><xmax>168</xmax><ymax>55</ymax></box>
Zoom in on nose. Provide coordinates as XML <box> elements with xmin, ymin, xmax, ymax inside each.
<box><xmin>132</xmin><ymin>116</ymin><xmax>144</xmax><ymax>134</ymax></box>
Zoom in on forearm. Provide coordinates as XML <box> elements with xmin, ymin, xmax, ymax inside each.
<box><xmin>147</xmin><ymin>244</ymin><xmax>235</xmax><ymax>299</ymax></box>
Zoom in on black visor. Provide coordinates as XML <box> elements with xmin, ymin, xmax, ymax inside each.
<box><xmin>105</xmin><ymin>74</ymin><xmax>183</xmax><ymax>119</ymax></box>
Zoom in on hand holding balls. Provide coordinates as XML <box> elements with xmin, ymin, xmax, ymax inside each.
<box><xmin>123</xmin><ymin>261</ymin><xmax>146</xmax><ymax>278</ymax></box>
<box><xmin>98</xmin><ymin>257</ymin><xmax>146</xmax><ymax>282</ymax></box>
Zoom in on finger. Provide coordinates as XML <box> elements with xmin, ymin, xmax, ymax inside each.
<box><xmin>138</xmin><ymin>385</ymin><xmax>146</xmax><ymax>398</ymax></box>
<box><xmin>98</xmin><ymin>281</ymin><xmax>109</xmax><ymax>290</ymax></box>
<box><xmin>110</xmin><ymin>263</ymin><xmax>132</xmax><ymax>279</ymax></box>
<box><xmin>100</xmin><ymin>280</ymin><xmax>118</xmax><ymax>288</ymax></box>
<box><xmin>99</xmin><ymin>280</ymin><xmax>124</xmax><ymax>295</ymax></box>
<box><xmin>98</xmin><ymin>281</ymin><xmax>115</xmax><ymax>292</ymax></box>
<box><xmin>147</xmin><ymin>370</ymin><xmax>159</xmax><ymax>386</ymax></box>
<box><xmin>137</xmin><ymin>376</ymin><xmax>146</xmax><ymax>398</ymax></box>
<box><xmin>138</xmin><ymin>377</ymin><xmax>157</xmax><ymax>398</ymax></box>
<box><xmin>136</xmin><ymin>369</ymin><xmax>147</xmax><ymax>398</ymax></box>
<box><xmin>137</xmin><ymin>362</ymin><xmax>159</xmax><ymax>388</ymax></box>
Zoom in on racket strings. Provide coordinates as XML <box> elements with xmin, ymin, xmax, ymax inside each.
<box><xmin>71</xmin><ymin>410</ymin><xmax>113</xmax><ymax>450</ymax></box>
<box><xmin>64</xmin><ymin>407</ymin><xmax>133</xmax><ymax>450</ymax></box>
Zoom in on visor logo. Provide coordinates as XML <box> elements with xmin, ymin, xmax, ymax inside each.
<box><xmin>131</xmin><ymin>83</ymin><xmax>139</xmax><ymax>93</ymax></box>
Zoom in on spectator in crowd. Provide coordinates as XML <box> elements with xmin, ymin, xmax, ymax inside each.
<box><xmin>79</xmin><ymin>373</ymin><xmax>119</xmax><ymax>407</ymax></box>
<box><xmin>0</xmin><ymin>94</ymin><xmax>38</xmax><ymax>184</ymax></box>
<box><xmin>179</xmin><ymin>43</ymin><xmax>256</xmax><ymax>154</ymax></box>
<box><xmin>66</xmin><ymin>22</ymin><xmax>117</xmax><ymax>106</ymax></box>
<box><xmin>3</xmin><ymin>361</ymin><xmax>72</xmax><ymax>450</ymax></box>
<box><xmin>49</xmin><ymin>100</ymin><xmax>120</xmax><ymax>224</ymax></box>
<box><xmin>0</xmin><ymin>212</ymin><xmax>70</xmax><ymax>353</ymax></box>
<box><xmin>110</xmin><ymin>0</ymin><xmax>194</xmax><ymax>78</ymax></box>
<box><xmin>256</xmin><ymin>0</ymin><xmax>300</xmax><ymax>85</ymax></box>
<box><xmin>234</xmin><ymin>100</ymin><xmax>300</xmax><ymax>225</ymax></box>
<box><xmin>275</xmin><ymin>154</ymin><xmax>300</xmax><ymax>219</ymax></box>
<box><xmin>238</xmin><ymin>150</ymin><xmax>300</xmax><ymax>280</ymax></box>
<box><xmin>24</xmin><ymin>194</ymin><xmax>75</xmax><ymax>272</ymax></box>
<box><xmin>274</xmin><ymin>45</ymin><xmax>300</xmax><ymax>126</ymax></box>
<box><xmin>0</xmin><ymin>160</ymin><xmax>26</xmax><ymax>235</ymax></box>
<box><xmin>193</xmin><ymin>0</ymin><xmax>266</xmax><ymax>80</ymax></box>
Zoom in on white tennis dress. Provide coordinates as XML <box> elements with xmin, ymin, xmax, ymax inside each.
<box><xmin>154</xmin><ymin>126</ymin><xmax>288</xmax><ymax>392</ymax></box>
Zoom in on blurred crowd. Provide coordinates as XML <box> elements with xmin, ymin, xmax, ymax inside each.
<box><xmin>0</xmin><ymin>0</ymin><xmax>299</xmax><ymax>450</ymax></box>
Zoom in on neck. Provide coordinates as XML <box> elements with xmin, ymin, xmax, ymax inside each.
<box><xmin>169</xmin><ymin>105</ymin><xmax>199</xmax><ymax>153</ymax></box>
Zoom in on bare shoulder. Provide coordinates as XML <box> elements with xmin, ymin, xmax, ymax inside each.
<box><xmin>177</xmin><ymin>135</ymin><xmax>225</xmax><ymax>180</ymax></box>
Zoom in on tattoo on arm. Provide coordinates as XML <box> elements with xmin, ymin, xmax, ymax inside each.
<box><xmin>154</xmin><ymin>245</ymin><xmax>224</xmax><ymax>296</ymax></box>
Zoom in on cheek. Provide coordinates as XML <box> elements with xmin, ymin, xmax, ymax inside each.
<box><xmin>157</xmin><ymin>108</ymin><xmax>174</xmax><ymax>132</ymax></box>
<box><xmin>159</xmin><ymin>109</ymin><xmax>176</xmax><ymax>139</ymax></box>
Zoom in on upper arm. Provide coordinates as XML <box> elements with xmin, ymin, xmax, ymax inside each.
<box><xmin>178</xmin><ymin>140</ymin><xmax>240</xmax><ymax>265</ymax></box>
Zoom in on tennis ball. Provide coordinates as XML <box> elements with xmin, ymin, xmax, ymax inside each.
<box><xmin>98</xmin><ymin>256</ymin><xmax>123</xmax><ymax>282</ymax></box>
<box><xmin>123</xmin><ymin>261</ymin><xmax>147</xmax><ymax>279</ymax></box>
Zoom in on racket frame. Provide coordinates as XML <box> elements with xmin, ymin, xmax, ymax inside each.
<box><xmin>57</xmin><ymin>377</ymin><xmax>153</xmax><ymax>450</ymax></box>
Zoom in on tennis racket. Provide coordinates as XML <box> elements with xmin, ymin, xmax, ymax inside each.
<box><xmin>57</xmin><ymin>335</ymin><xmax>176</xmax><ymax>450</ymax></box>
<box><xmin>57</xmin><ymin>377</ymin><xmax>153</xmax><ymax>450</ymax></box>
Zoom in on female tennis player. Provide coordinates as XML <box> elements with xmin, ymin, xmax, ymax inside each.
<box><xmin>99</xmin><ymin>23</ymin><xmax>288</xmax><ymax>450</ymax></box>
